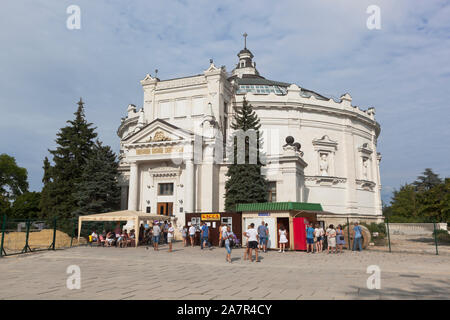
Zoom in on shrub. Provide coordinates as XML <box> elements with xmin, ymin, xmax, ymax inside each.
<box><xmin>361</xmin><ymin>222</ymin><xmax>386</xmax><ymax>239</ymax></box>
<box><xmin>433</xmin><ymin>229</ymin><xmax>450</xmax><ymax>243</ymax></box>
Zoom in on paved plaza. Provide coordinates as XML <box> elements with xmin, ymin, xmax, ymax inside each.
<box><xmin>0</xmin><ymin>242</ymin><xmax>449</xmax><ymax>300</ymax></box>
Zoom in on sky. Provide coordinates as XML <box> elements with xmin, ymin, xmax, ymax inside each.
<box><xmin>0</xmin><ymin>0</ymin><xmax>449</xmax><ymax>204</ymax></box>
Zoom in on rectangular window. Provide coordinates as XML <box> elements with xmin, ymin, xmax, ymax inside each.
<box><xmin>191</xmin><ymin>217</ymin><xmax>201</xmax><ymax>226</ymax></box>
<box><xmin>158</xmin><ymin>183</ymin><xmax>174</xmax><ymax>196</ymax></box>
<box><xmin>191</xmin><ymin>97</ymin><xmax>205</xmax><ymax>116</ymax></box>
<box><xmin>174</xmin><ymin>99</ymin><xmax>187</xmax><ymax>117</ymax></box>
<box><xmin>159</xmin><ymin>101</ymin><xmax>172</xmax><ymax>119</ymax></box>
<box><xmin>267</xmin><ymin>181</ymin><xmax>277</xmax><ymax>202</ymax></box>
<box><xmin>221</xmin><ymin>217</ymin><xmax>233</xmax><ymax>232</ymax></box>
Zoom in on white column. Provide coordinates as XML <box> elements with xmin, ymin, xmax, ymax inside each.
<box><xmin>343</xmin><ymin>126</ymin><xmax>358</xmax><ymax>214</ymax></box>
<box><xmin>185</xmin><ymin>159</ymin><xmax>195</xmax><ymax>213</ymax></box>
<box><xmin>128</xmin><ymin>161</ymin><xmax>139</xmax><ymax>211</ymax></box>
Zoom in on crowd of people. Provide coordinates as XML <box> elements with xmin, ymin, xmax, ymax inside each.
<box><xmin>305</xmin><ymin>221</ymin><xmax>364</xmax><ymax>253</ymax></box>
<box><xmin>236</xmin><ymin>221</ymin><xmax>364</xmax><ymax>263</ymax></box>
<box><xmin>88</xmin><ymin>219</ymin><xmax>365</xmax><ymax>263</ymax></box>
<box><xmin>89</xmin><ymin>228</ymin><xmax>136</xmax><ymax>248</ymax></box>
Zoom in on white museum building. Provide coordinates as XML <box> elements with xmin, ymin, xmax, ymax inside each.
<box><xmin>117</xmin><ymin>41</ymin><xmax>383</xmax><ymax>229</ymax></box>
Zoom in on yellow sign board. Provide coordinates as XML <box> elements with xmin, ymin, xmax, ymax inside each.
<box><xmin>201</xmin><ymin>213</ymin><xmax>220</xmax><ymax>221</ymax></box>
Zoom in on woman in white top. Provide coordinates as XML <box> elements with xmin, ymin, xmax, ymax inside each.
<box><xmin>167</xmin><ymin>223</ymin><xmax>175</xmax><ymax>252</ymax></box>
<box><xmin>278</xmin><ymin>225</ymin><xmax>288</xmax><ymax>253</ymax></box>
<box><xmin>181</xmin><ymin>226</ymin><xmax>188</xmax><ymax>247</ymax></box>
<box><xmin>326</xmin><ymin>224</ymin><xmax>337</xmax><ymax>254</ymax></box>
<box><xmin>314</xmin><ymin>224</ymin><xmax>324</xmax><ymax>253</ymax></box>
<box><xmin>244</xmin><ymin>223</ymin><xmax>260</xmax><ymax>262</ymax></box>
<box><xmin>188</xmin><ymin>225</ymin><xmax>196</xmax><ymax>247</ymax></box>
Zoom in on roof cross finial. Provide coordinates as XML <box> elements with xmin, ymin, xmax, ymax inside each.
<box><xmin>243</xmin><ymin>32</ymin><xmax>248</xmax><ymax>48</ymax></box>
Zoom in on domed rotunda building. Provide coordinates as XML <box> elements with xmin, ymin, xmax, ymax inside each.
<box><xmin>117</xmin><ymin>40</ymin><xmax>382</xmax><ymax>229</ymax></box>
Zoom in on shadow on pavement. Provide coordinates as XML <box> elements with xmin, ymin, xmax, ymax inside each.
<box><xmin>349</xmin><ymin>279</ymin><xmax>450</xmax><ymax>299</ymax></box>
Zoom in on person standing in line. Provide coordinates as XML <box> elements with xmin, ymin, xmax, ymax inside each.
<box><xmin>336</xmin><ymin>224</ymin><xmax>345</xmax><ymax>253</ymax></box>
<box><xmin>278</xmin><ymin>225</ymin><xmax>288</xmax><ymax>253</ymax></box>
<box><xmin>244</xmin><ymin>223</ymin><xmax>260</xmax><ymax>262</ymax></box>
<box><xmin>139</xmin><ymin>223</ymin><xmax>145</xmax><ymax>244</ymax></box>
<box><xmin>243</xmin><ymin>224</ymin><xmax>250</xmax><ymax>260</ymax></box>
<box><xmin>181</xmin><ymin>225</ymin><xmax>188</xmax><ymax>247</ymax></box>
<box><xmin>189</xmin><ymin>224</ymin><xmax>196</xmax><ymax>247</ymax></box>
<box><xmin>163</xmin><ymin>221</ymin><xmax>169</xmax><ymax>244</ymax></box>
<box><xmin>218</xmin><ymin>223</ymin><xmax>223</xmax><ymax>247</ymax></box>
<box><xmin>319</xmin><ymin>224</ymin><xmax>325</xmax><ymax>252</ymax></box>
<box><xmin>352</xmin><ymin>222</ymin><xmax>363</xmax><ymax>252</ymax></box>
<box><xmin>314</xmin><ymin>223</ymin><xmax>324</xmax><ymax>253</ymax></box>
<box><xmin>167</xmin><ymin>223</ymin><xmax>175</xmax><ymax>252</ymax></box>
<box><xmin>220</xmin><ymin>223</ymin><xmax>228</xmax><ymax>247</ymax></box>
<box><xmin>306</xmin><ymin>223</ymin><xmax>315</xmax><ymax>253</ymax></box>
<box><xmin>200</xmin><ymin>222</ymin><xmax>211</xmax><ymax>249</ymax></box>
<box><xmin>326</xmin><ymin>224</ymin><xmax>337</xmax><ymax>254</ymax></box>
<box><xmin>257</xmin><ymin>221</ymin><xmax>268</xmax><ymax>252</ymax></box>
<box><xmin>223</xmin><ymin>226</ymin><xmax>235</xmax><ymax>263</ymax></box>
<box><xmin>152</xmin><ymin>222</ymin><xmax>161</xmax><ymax>251</ymax></box>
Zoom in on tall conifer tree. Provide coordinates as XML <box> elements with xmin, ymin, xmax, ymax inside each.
<box><xmin>73</xmin><ymin>140</ymin><xmax>121</xmax><ymax>216</ymax></box>
<box><xmin>224</xmin><ymin>97</ymin><xmax>267</xmax><ymax>212</ymax></box>
<box><xmin>40</xmin><ymin>98</ymin><xmax>97</xmax><ymax>230</ymax></box>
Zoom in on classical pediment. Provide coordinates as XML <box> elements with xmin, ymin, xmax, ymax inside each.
<box><xmin>123</xmin><ymin>119</ymin><xmax>193</xmax><ymax>145</ymax></box>
<box><xmin>312</xmin><ymin>135</ymin><xmax>338</xmax><ymax>151</ymax></box>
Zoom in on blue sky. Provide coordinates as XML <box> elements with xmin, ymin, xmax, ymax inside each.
<box><xmin>1</xmin><ymin>0</ymin><xmax>449</xmax><ymax>204</ymax></box>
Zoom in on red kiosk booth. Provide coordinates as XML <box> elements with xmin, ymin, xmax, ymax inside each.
<box><xmin>237</xmin><ymin>202</ymin><xmax>323</xmax><ymax>251</ymax></box>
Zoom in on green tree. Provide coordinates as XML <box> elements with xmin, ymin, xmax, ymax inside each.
<box><xmin>10</xmin><ymin>192</ymin><xmax>41</xmax><ymax>220</ymax></box>
<box><xmin>389</xmin><ymin>184</ymin><xmax>421</xmax><ymax>222</ymax></box>
<box><xmin>39</xmin><ymin>157</ymin><xmax>52</xmax><ymax>219</ymax></box>
<box><xmin>73</xmin><ymin>140</ymin><xmax>121</xmax><ymax>216</ymax></box>
<box><xmin>413</xmin><ymin>168</ymin><xmax>442</xmax><ymax>192</ymax></box>
<box><xmin>0</xmin><ymin>154</ymin><xmax>28</xmax><ymax>201</ymax></box>
<box><xmin>0</xmin><ymin>194</ymin><xmax>11</xmax><ymax>216</ymax></box>
<box><xmin>224</xmin><ymin>97</ymin><xmax>267</xmax><ymax>212</ymax></box>
<box><xmin>417</xmin><ymin>178</ymin><xmax>449</xmax><ymax>223</ymax></box>
<box><xmin>40</xmin><ymin>98</ymin><xmax>97</xmax><ymax>230</ymax></box>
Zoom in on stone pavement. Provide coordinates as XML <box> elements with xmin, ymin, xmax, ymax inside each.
<box><xmin>0</xmin><ymin>242</ymin><xmax>449</xmax><ymax>300</ymax></box>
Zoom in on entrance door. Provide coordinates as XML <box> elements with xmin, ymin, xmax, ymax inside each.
<box><xmin>277</xmin><ymin>217</ymin><xmax>290</xmax><ymax>249</ymax></box>
<box><xmin>157</xmin><ymin>202</ymin><xmax>173</xmax><ymax>216</ymax></box>
<box><xmin>293</xmin><ymin>217</ymin><xmax>307</xmax><ymax>251</ymax></box>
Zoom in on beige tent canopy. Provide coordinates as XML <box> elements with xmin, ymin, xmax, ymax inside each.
<box><xmin>77</xmin><ymin>210</ymin><xmax>174</xmax><ymax>247</ymax></box>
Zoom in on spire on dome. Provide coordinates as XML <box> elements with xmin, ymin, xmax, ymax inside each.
<box><xmin>231</xmin><ymin>33</ymin><xmax>259</xmax><ymax>78</ymax></box>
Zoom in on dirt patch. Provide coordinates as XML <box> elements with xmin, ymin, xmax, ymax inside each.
<box><xmin>3</xmin><ymin>229</ymin><xmax>86</xmax><ymax>252</ymax></box>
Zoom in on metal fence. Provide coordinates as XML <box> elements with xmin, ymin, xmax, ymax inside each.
<box><xmin>0</xmin><ymin>215</ymin><xmax>57</xmax><ymax>256</ymax></box>
<box><xmin>0</xmin><ymin>215</ymin><xmax>139</xmax><ymax>257</ymax></box>
<box><xmin>319</xmin><ymin>214</ymin><xmax>448</xmax><ymax>255</ymax></box>
<box><xmin>2</xmin><ymin>214</ymin><xmax>448</xmax><ymax>256</ymax></box>
<box><xmin>380</xmin><ymin>219</ymin><xmax>448</xmax><ymax>256</ymax></box>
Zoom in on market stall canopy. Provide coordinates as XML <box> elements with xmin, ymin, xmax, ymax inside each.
<box><xmin>77</xmin><ymin>210</ymin><xmax>173</xmax><ymax>247</ymax></box>
<box><xmin>236</xmin><ymin>202</ymin><xmax>324</xmax><ymax>212</ymax></box>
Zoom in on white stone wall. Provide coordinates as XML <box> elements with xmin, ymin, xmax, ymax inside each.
<box><xmin>387</xmin><ymin>223</ymin><xmax>448</xmax><ymax>236</ymax></box>
<box><xmin>118</xmin><ymin>62</ymin><xmax>382</xmax><ymax>220</ymax></box>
